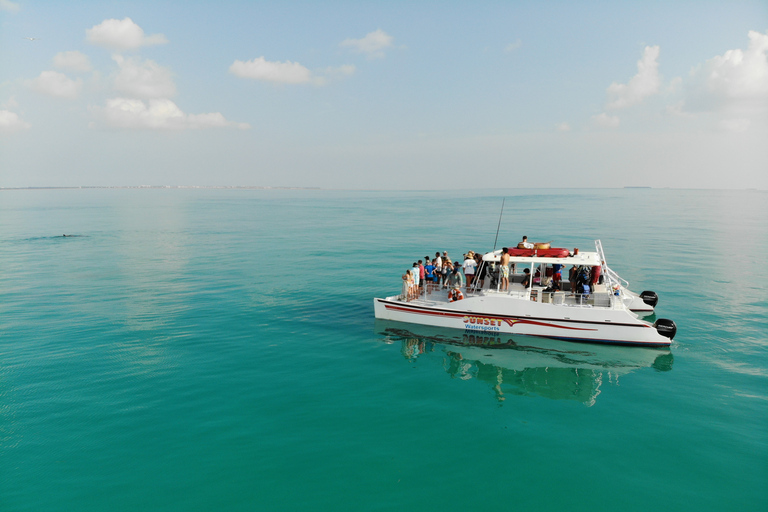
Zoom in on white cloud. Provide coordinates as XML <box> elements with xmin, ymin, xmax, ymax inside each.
<box><xmin>505</xmin><ymin>39</ymin><xmax>523</xmax><ymax>53</ymax></box>
<box><xmin>323</xmin><ymin>64</ymin><xmax>356</xmax><ymax>77</ymax></box>
<box><xmin>0</xmin><ymin>0</ymin><xmax>20</xmax><ymax>13</ymax></box>
<box><xmin>721</xmin><ymin>118</ymin><xmax>751</xmax><ymax>133</ymax></box>
<box><xmin>606</xmin><ymin>45</ymin><xmax>661</xmax><ymax>109</ymax></box>
<box><xmin>592</xmin><ymin>112</ymin><xmax>620</xmax><ymax>128</ymax></box>
<box><xmin>2</xmin><ymin>96</ymin><xmax>19</xmax><ymax>109</ymax></box>
<box><xmin>229</xmin><ymin>57</ymin><xmax>313</xmax><ymax>84</ymax></box>
<box><xmin>53</xmin><ymin>51</ymin><xmax>93</xmax><ymax>72</ymax></box>
<box><xmin>690</xmin><ymin>30</ymin><xmax>768</xmax><ymax>108</ymax></box>
<box><xmin>312</xmin><ymin>64</ymin><xmax>356</xmax><ymax>85</ymax></box>
<box><xmin>0</xmin><ymin>110</ymin><xmax>30</xmax><ymax>133</ymax></box>
<box><xmin>113</xmin><ymin>55</ymin><xmax>176</xmax><ymax>98</ymax></box>
<box><xmin>556</xmin><ymin>122</ymin><xmax>571</xmax><ymax>132</ymax></box>
<box><xmin>86</xmin><ymin>17</ymin><xmax>168</xmax><ymax>51</ymax></box>
<box><xmin>28</xmin><ymin>71</ymin><xmax>82</xmax><ymax>99</ymax></box>
<box><xmin>91</xmin><ymin>98</ymin><xmax>249</xmax><ymax>130</ymax></box>
<box><xmin>340</xmin><ymin>29</ymin><xmax>393</xmax><ymax>59</ymax></box>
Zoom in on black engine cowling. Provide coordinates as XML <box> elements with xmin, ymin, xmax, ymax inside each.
<box><xmin>653</xmin><ymin>318</ymin><xmax>677</xmax><ymax>340</ymax></box>
<box><xmin>640</xmin><ymin>290</ymin><xmax>659</xmax><ymax>308</ymax></box>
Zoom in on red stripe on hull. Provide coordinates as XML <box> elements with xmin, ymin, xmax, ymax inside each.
<box><xmin>384</xmin><ymin>303</ymin><xmax>596</xmax><ymax>331</ymax></box>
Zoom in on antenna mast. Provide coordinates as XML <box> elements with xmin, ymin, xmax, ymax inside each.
<box><xmin>492</xmin><ymin>198</ymin><xmax>505</xmax><ymax>251</ymax></box>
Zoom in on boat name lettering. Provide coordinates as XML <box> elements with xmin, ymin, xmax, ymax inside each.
<box><xmin>463</xmin><ymin>316</ymin><xmax>515</xmax><ymax>327</ymax></box>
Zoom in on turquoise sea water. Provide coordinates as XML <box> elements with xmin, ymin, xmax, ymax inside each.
<box><xmin>1</xmin><ymin>188</ymin><xmax>766</xmax><ymax>511</ymax></box>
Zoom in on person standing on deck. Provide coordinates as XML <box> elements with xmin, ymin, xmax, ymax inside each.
<box><xmin>441</xmin><ymin>254</ymin><xmax>452</xmax><ymax>288</ymax></box>
<box><xmin>424</xmin><ymin>259</ymin><xmax>435</xmax><ymax>293</ymax></box>
<box><xmin>553</xmin><ymin>263</ymin><xmax>563</xmax><ymax>288</ymax></box>
<box><xmin>569</xmin><ymin>265</ymin><xmax>578</xmax><ymax>294</ymax></box>
<box><xmin>463</xmin><ymin>251</ymin><xmax>476</xmax><ymax>289</ymax></box>
<box><xmin>418</xmin><ymin>260</ymin><xmax>426</xmax><ymax>296</ymax></box>
<box><xmin>474</xmin><ymin>253</ymin><xmax>487</xmax><ymax>290</ymax></box>
<box><xmin>411</xmin><ymin>262</ymin><xmax>420</xmax><ymax>295</ymax></box>
<box><xmin>447</xmin><ymin>261</ymin><xmax>465</xmax><ymax>292</ymax></box>
<box><xmin>402</xmin><ymin>270</ymin><xmax>415</xmax><ymax>301</ymax></box>
<box><xmin>499</xmin><ymin>247</ymin><xmax>510</xmax><ymax>290</ymax></box>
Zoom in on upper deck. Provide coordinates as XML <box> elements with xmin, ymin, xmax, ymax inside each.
<box><xmin>482</xmin><ymin>248</ymin><xmax>601</xmax><ymax>267</ymax></box>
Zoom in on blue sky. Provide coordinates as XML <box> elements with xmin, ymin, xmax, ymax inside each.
<box><xmin>1</xmin><ymin>0</ymin><xmax>766</xmax><ymax>189</ymax></box>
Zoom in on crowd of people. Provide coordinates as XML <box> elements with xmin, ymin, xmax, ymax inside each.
<box><xmin>401</xmin><ymin>237</ymin><xmax>604</xmax><ymax>302</ymax></box>
<box><xmin>401</xmin><ymin>249</ymin><xmax>495</xmax><ymax>302</ymax></box>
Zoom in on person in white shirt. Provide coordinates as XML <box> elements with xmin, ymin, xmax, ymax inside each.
<box><xmin>463</xmin><ymin>251</ymin><xmax>477</xmax><ymax>288</ymax></box>
<box><xmin>520</xmin><ymin>236</ymin><xmax>533</xmax><ymax>249</ymax></box>
<box><xmin>411</xmin><ymin>262</ymin><xmax>420</xmax><ymax>291</ymax></box>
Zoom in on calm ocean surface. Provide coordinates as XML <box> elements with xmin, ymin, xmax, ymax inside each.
<box><xmin>1</xmin><ymin>188</ymin><xmax>766</xmax><ymax>511</ymax></box>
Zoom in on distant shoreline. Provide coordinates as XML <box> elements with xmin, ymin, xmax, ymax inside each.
<box><xmin>0</xmin><ymin>185</ymin><xmax>322</xmax><ymax>191</ymax></box>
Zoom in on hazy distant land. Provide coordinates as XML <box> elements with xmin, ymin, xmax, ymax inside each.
<box><xmin>0</xmin><ymin>186</ymin><xmax>321</xmax><ymax>191</ymax></box>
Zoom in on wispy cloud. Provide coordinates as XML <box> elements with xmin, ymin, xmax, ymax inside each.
<box><xmin>27</xmin><ymin>71</ymin><xmax>82</xmax><ymax>99</ymax></box>
<box><xmin>90</xmin><ymin>98</ymin><xmax>250</xmax><ymax>130</ymax></box>
<box><xmin>340</xmin><ymin>29</ymin><xmax>393</xmax><ymax>59</ymax></box>
<box><xmin>54</xmin><ymin>51</ymin><xmax>93</xmax><ymax>72</ymax></box>
<box><xmin>229</xmin><ymin>58</ymin><xmax>354</xmax><ymax>86</ymax></box>
<box><xmin>86</xmin><ymin>17</ymin><xmax>168</xmax><ymax>51</ymax></box>
<box><xmin>505</xmin><ymin>39</ymin><xmax>523</xmax><ymax>53</ymax></box>
<box><xmin>229</xmin><ymin>57</ymin><xmax>313</xmax><ymax>84</ymax></box>
<box><xmin>592</xmin><ymin>112</ymin><xmax>620</xmax><ymax>129</ymax></box>
<box><xmin>0</xmin><ymin>0</ymin><xmax>20</xmax><ymax>13</ymax></box>
<box><xmin>0</xmin><ymin>110</ymin><xmax>30</xmax><ymax>133</ymax></box>
<box><xmin>113</xmin><ymin>55</ymin><xmax>176</xmax><ymax>98</ymax></box>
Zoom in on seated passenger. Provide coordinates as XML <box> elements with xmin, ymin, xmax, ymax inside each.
<box><xmin>519</xmin><ymin>236</ymin><xmax>534</xmax><ymax>249</ymax></box>
<box><xmin>521</xmin><ymin>268</ymin><xmax>532</xmax><ymax>288</ymax></box>
<box><xmin>544</xmin><ymin>277</ymin><xmax>560</xmax><ymax>293</ymax></box>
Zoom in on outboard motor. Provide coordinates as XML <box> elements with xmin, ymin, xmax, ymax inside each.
<box><xmin>653</xmin><ymin>318</ymin><xmax>677</xmax><ymax>340</ymax></box>
<box><xmin>640</xmin><ymin>290</ymin><xmax>659</xmax><ymax>308</ymax></box>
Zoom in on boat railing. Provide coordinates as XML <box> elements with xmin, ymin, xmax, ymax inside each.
<box><xmin>396</xmin><ymin>279</ymin><xmax>620</xmax><ymax>308</ymax></box>
<box><xmin>539</xmin><ymin>291</ymin><xmax>619</xmax><ymax>308</ymax></box>
<box><xmin>595</xmin><ymin>239</ymin><xmax>630</xmax><ymax>291</ymax></box>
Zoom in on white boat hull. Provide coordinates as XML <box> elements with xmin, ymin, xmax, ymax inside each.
<box><xmin>623</xmin><ymin>289</ymin><xmax>654</xmax><ymax>315</ymax></box>
<box><xmin>373</xmin><ymin>292</ymin><xmax>671</xmax><ymax>347</ymax></box>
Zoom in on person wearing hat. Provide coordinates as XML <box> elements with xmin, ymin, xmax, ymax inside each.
<box><xmin>440</xmin><ymin>254</ymin><xmax>452</xmax><ymax>289</ymax></box>
<box><xmin>463</xmin><ymin>251</ymin><xmax>477</xmax><ymax>289</ymax></box>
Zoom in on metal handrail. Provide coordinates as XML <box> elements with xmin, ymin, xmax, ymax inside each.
<box><xmin>595</xmin><ymin>239</ymin><xmax>629</xmax><ymax>290</ymax></box>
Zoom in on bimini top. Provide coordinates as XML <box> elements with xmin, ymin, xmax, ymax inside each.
<box><xmin>482</xmin><ymin>248</ymin><xmax>602</xmax><ymax>266</ymax></box>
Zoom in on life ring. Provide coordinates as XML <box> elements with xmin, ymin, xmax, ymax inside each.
<box><xmin>448</xmin><ymin>289</ymin><xmax>464</xmax><ymax>302</ymax></box>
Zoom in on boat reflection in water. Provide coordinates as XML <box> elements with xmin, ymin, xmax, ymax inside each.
<box><xmin>376</xmin><ymin>320</ymin><xmax>673</xmax><ymax>406</ymax></box>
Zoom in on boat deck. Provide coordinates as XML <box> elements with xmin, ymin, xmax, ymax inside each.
<box><xmin>400</xmin><ymin>279</ymin><xmax>621</xmax><ymax>310</ymax></box>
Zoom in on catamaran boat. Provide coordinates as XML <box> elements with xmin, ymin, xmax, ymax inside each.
<box><xmin>373</xmin><ymin>240</ymin><xmax>677</xmax><ymax>347</ymax></box>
